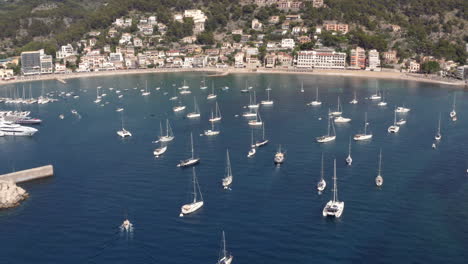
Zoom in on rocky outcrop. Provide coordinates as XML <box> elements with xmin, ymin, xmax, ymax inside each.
<box><xmin>0</xmin><ymin>180</ymin><xmax>28</xmax><ymax>209</ymax></box>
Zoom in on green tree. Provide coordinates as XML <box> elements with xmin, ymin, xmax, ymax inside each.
<box><xmin>420</xmin><ymin>61</ymin><xmax>440</xmax><ymax>74</ymax></box>
<box><xmin>197</xmin><ymin>31</ymin><xmax>215</xmax><ymax>45</ymax></box>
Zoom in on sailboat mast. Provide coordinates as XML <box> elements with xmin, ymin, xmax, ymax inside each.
<box><xmin>378</xmin><ymin>149</ymin><xmax>382</xmax><ymax>175</ymax></box>
<box><xmin>333</xmin><ymin>159</ymin><xmax>338</xmax><ymax>202</ymax></box>
<box><xmin>364</xmin><ymin>112</ymin><xmax>368</xmax><ymax>134</ymax></box>
<box><xmin>190</xmin><ymin>132</ymin><xmax>194</xmax><ymax>159</ymax></box>
<box><xmin>166</xmin><ymin>119</ymin><xmax>169</xmax><ymax>137</ymax></box>
<box><xmin>320</xmin><ymin>153</ymin><xmax>324</xmax><ymax>180</ymax></box>
<box><xmin>192</xmin><ymin>168</ymin><xmax>197</xmax><ymax>202</ymax></box>
<box><xmin>159</xmin><ymin>121</ymin><xmax>163</xmax><ymax>137</ymax></box>
<box><xmin>348</xmin><ymin>137</ymin><xmax>351</xmax><ymax>156</ymax></box>
<box><xmin>226</xmin><ymin>150</ymin><xmax>232</xmax><ymax>177</ymax></box>
<box><xmin>262</xmin><ymin>123</ymin><xmax>265</xmax><ymax>140</ymax></box>
<box><xmin>327</xmin><ymin>115</ymin><xmax>331</xmax><ymax>136</ymax></box>
<box><xmin>222</xmin><ymin>231</ymin><xmax>227</xmax><ymax>258</ymax></box>
<box><xmin>316</xmin><ymin>87</ymin><xmax>319</xmax><ymax>101</ymax></box>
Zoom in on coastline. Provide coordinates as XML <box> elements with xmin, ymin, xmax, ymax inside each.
<box><xmin>0</xmin><ymin>67</ymin><xmax>465</xmax><ymax>87</ymax></box>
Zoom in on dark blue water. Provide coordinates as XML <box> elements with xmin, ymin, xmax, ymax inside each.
<box><xmin>0</xmin><ymin>73</ymin><xmax>467</xmax><ymax>264</ymax></box>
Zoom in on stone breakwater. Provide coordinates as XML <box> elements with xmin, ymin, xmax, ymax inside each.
<box><xmin>0</xmin><ymin>180</ymin><xmax>28</xmax><ymax>209</ymax></box>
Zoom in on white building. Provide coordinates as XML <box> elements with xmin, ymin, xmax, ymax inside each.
<box><xmin>367</xmin><ymin>49</ymin><xmax>381</xmax><ymax>71</ymax></box>
<box><xmin>234</xmin><ymin>52</ymin><xmax>245</xmax><ymax>68</ymax></box>
<box><xmin>296</xmin><ymin>49</ymin><xmax>346</xmax><ymax>69</ymax></box>
<box><xmin>281</xmin><ymin>39</ymin><xmax>295</xmax><ymax>49</ymax></box>
<box><xmin>252</xmin><ymin>19</ymin><xmax>263</xmax><ymax>30</ymax></box>
<box><xmin>56</xmin><ymin>44</ymin><xmax>76</xmax><ymax>59</ymax></box>
<box><xmin>184</xmin><ymin>10</ymin><xmax>207</xmax><ymax>23</ymax></box>
<box><xmin>119</xmin><ymin>33</ymin><xmax>132</xmax><ymax>45</ymax></box>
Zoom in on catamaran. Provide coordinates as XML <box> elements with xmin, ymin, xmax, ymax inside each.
<box><xmin>375</xmin><ymin>150</ymin><xmax>383</xmax><ymax>187</ymax></box>
<box><xmin>142</xmin><ymin>80</ymin><xmax>151</xmax><ymax>96</ymax></box>
<box><xmin>159</xmin><ymin>119</ymin><xmax>175</xmax><ymax>142</ymax></box>
<box><xmin>179</xmin><ymin>168</ymin><xmax>204</xmax><ymax>216</ymax></box>
<box><xmin>248</xmin><ymin>111</ymin><xmax>262</xmax><ymax>126</ymax></box>
<box><xmin>450</xmin><ymin>94</ymin><xmax>457</xmax><ymax>121</ymax></box>
<box><xmin>187</xmin><ymin>97</ymin><xmax>201</xmax><ymax>118</ymax></box>
<box><xmin>274</xmin><ymin>145</ymin><xmax>285</xmax><ymax>165</ymax></box>
<box><xmin>316</xmin><ymin>114</ymin><xmax>336</xmax><ymax>143</ymax></box>
<box><xmin>261</xmin><ymin>89</ymin><xmax>274</xmax><ymax>105</ymax></box>
<box><xmin>222</xmin><ymin>150</ymin><xmax>233</xmax><ymax>189</ymax></box>
<box><xmin>254</xmin><ymin>123</ymin><xmax>269</xmax><ymax>147</ymax></box>
<box><xmin>117</xmin><ymin>112</ymin><xmax>132</xmax><ymax>138</ymax></box>
<box><xmin>354</xmin><ymin>112</ymin><xmax>373</xmax><ymax>141</ymax></box>
<box><xmin>216</xmin><ymin>231</ymin><xmax>233</xmax><ymax>264</ymax></box>
<box><xmin>207</xmin><ymin>82</ymin><xmax>217</xmax><ymax>99</ymax></box>
<box><xmin>322</xmin><ymin>159</ymin><xmax>344</xmax><ymax>218</ymax></box>
<box><xmin>346</xmin><ymin>137</ymin><xmax>352</xmax><ymax>165</ymax></box>
<box><xmin>435</xmin><ymin>113</ymin><xmax>442</xmax><ymax>141</ymax></box>
<box><xmin>317</xmin><ymin>154</ymin><xmax>326</xmax><ymax>192</ymax></box>
<box><xmin>177</xmin><ymin>132</ymin><xmax>200</xmax><ymax>167</ymax></box>
<box><xmin>387</xmin><ymin>110</ymin><xmax>400</xmax><ymax>133</ymax></box>
<box><xmin>247</xmin><ymin>129</ymin><xmax>256</xmax><ymax>158</ymax></box>
<box><xmin>308</xmin><ymin>87</ymin><xmax>322</xmax><ymax>106</ymax></box>
<box><xmin>204</xmin><ymin>121</ymin><xmax>220</xmax><ymax>136</ymax></box>
<box><xmin>209</xmin><ymin>101</ymin><xmax>222</xmax><ymax>122</ymax></box>
<box><xmin>330</xmin><ymin>97</ymin><xmax>343</xmax><ymax>116</ymax></box>
<box><xmin>248</xmin><ymin>91</ymin><xmax>259</xmax><ymax>109</ymax></box>
<box><xmin>350</xmin><ymin>91</ymin><xmax>358</xmax><ymax>104</ymax></box>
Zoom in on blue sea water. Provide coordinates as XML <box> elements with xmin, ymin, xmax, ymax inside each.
<box><xmin>0</xmin><ymin>73</ymin><xmax>467</xmax><ymax>264</ymax></box>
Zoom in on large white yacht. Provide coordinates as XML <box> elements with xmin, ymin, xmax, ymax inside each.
<box><xmin>0</xmin><ymin>121</ymin><xmax>38</xmax><ymax>136</ymax></box>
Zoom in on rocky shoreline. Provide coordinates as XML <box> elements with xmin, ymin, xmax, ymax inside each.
<box><xmin>0</xmin><ymin>180</ymin><xmax>29</xmax><ymax>209</ymax></box>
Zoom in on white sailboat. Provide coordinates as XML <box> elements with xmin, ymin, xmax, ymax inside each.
<box><xmin>308</xmin><ymin>87</ymin><xmax>322</xmax><ymax>106</ymax></box>
<box><xmin>173</xmin><ymin>101</ymin><xmax>186</xmax><ymax>112</ymax></box>
<box><xmin>395</xmin><ymin>106</ymin><xmax>411</xmax><ymax>113</ymax></box>
<box><xmin>159</xmin><ymin>119</ymin><xmax>175</xmax><ymax>142</ymax></box>
<box><xmin>117</xmin><ymin>111</ymin><xmax>132</xmax><ymax>138</ymax></box>
<box><xmin>316</xmin><ymin>114</ymin><xmax>336</xmax><ymax>143</ymax></box>
<box><xmin>169</xmin><ymin>87</ymin><xmax>178</xmax><ymax>101</ymax></box>
<box><xmin>200</xmin><ymin>78</ymin><xmax>208</xmax><ymax>90</ymax></box>
<box><xmin>375</xmin><ymin>149</ymin><xmax>383</xmax><ymax>187</ymax></box>
<box><xmin>153</xmin><ymin>141</ymin><xmax>167</xmax><ymax>157</ymax></box>
<box><xmin>377</xmin><ymin>91</ymin><xmax>387</xmax><ymax>106</ymax></box>
<box><xmin>330</xmin><ymin>96</ymin><xmax>343</xmax><ymax>116</ymax></box>
<box><xmin>346</xmin><ymin>137</ymin><xmax>352</xmax><ymax>165</ymax></box>
<box><xmin>142</xmin><ymin>80</ymin><xmax>151</xmax><ymax>96</ymax></box>
<box><xmin>242</xmin><ymin>108</ymin><xmax>257</xmax><ymax>118</ymax></box>
<box><xmin>317</xmin><ymin>154</ymin><xmax>326</xmax><ymax>192</ymax></box>
<box><xmin>387</xmin><ymin>110</ymin><xmax>400</xmax><ymax>133</ymax></box>
<box><xmin>216</xmin><ymin>231</ymin><xmax>233</xmax><ymax>264</ymax></box>
<box><xmin>261</xmin><ymin>89</ymin><xmax>274</xmax><ymax>105</ymax></box>
<box><xmin>248</xmin><ymin>91</ymin><xmax>259</xmax><ymax>109</ymax></box>
<box><xmin>204</xmin><ymin>121</ymin><xmax>220</xmax><ymax>136</ymax></box>
<box><xmin>254</xmin><ymin>122</ymin><xmax>269</xmax><ymax>147</ymax></box>
<box><xmin>354</xmin><ymin>112</ymin><xmax>373</xmax><ymax>141</ymax></box>
<box><xmin>207</xmin><ymin>82</ymin><xmax>217</xmax><ymax>99</ymax></box>
<box><xmin>322</xmin><ymin>159</ymin><xmax>344</xmax><ymax>218</ymax></box>
<box><xmin>274</xmin><ymin>145</ymin><xmax>285</xmax><ymax>165</ymax></box>
<box><xmin>248</xmin><ymin>111</ymin><xmax>262</xmax><ymax>126</ymax></box>
<box><xmin>209</xmin><ymin>101</ymin><xmax>222</xmax><ymax>122</ymax></box>
<box><xmin>94</xmin><ymin>86</ymin><xmax>102</xmax><ymax>103</ymax></box>
<box><xmin>181</xmin><ymin>79</ymin><xmax>189</xmax><ymax>90</ymax></box>
<box><xmin>179</xmin><ymin>168</ymin><xmax>204</xmax><ymax>216</ymax></box>
<box><xmin>222</xmin><ymin>150</ymin><xmax>233</xmax><ymax>189</ymax></box>
<box><xmin>187</xmin><ymin>97</ymin><xmax>201</xmax><ymax>118</ymax></box>
<box><xmin>435</xmin><ymin>113</ymin><xmax>442</xmax><ymax>141</ymax></box>
<box><xmin>247</xmin><ymin>129</ymin><xmax>256</xmax><ymax>158</ymax></box>
<box><xmin>177</xmin><ymin>132</ymin><xmax>200</xmax><ymax>167</ymax></box>
<box><xmin>300</xmin><ymin>81</ymin><xmax>304</xmax><ymax>93</ymax></box>
<box><xmin>370</xmin><ymin>86</ymin><xmax>381</xmax><ymax>100</ymax></box>
<box><xmin>350</xmin><ymin>91</ymin><xmax>358</xmax><ymax>104</ymax></box>
<box><xmin>450</xmin><ymin>94</ymin><xmax>457</xmax><ymax>121</ymax></box>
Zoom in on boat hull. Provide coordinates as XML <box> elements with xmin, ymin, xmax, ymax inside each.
<box><xmin>322</xmin><ymin>201</ymin><xmax>344</xmax><ymax>218</ymax></box>
<box><xmin>180</xmin><ymin>201</ymin><xmax>204</xmax><ymax>216</ymax></box>
<box><xmin>177</xmin><ymin>158</ymin><xmax>200</xmax><ymax>168</ymax></box>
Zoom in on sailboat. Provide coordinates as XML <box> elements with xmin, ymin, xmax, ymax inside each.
<box><xmin>204</xmin><ymin>121</ymin><xmax>220</xmax><ymax>136</ymax></box>
<box><xmin>450</xmin><ymin>94</ymin><xmax>457</xmax><ymax>121</ymax></box>
<box><xmin>248</xmin><ymin>111</ymin><xmax>262</xmax><ymax>126</ymax></box>
<box><xmin>159</xmin><ymin>119</ymin><xmax>175</xmax><ymax>142</ymax></box>
<box><xmin>169</xmin><ymin>87</ymin><xmax>178</xmax><ymax>101</ymax></box>
<box><xmin>209</xmin><ymin>101</ymin><xmax>222</xmax><ymax>122</ymax></box>
<box><xmin>187</xmin><ymin>97</ymin><xmax>201</xmax><ymax>118</ymax></box>
<box><xmin>435</xmin><ymin>113</ymin><xmax>442</xmax><ymax>141</ymax></box>
<box><xmin>300</xmin><ymin>81</ymin><xmax>304</xmax><ymax>93</ymax></box>
<box><xmin>350</xmin><ymin>91</ymin><xmax>358</xmax><ymax>104</ymax></box>
<box><xmin>216</xmin><ymin>231</ymin><xmax>233</xmax><ymax>264</ymax></box>
<box><xmin>387</xmin><ymin>110</ymin><xmax>400</xmax><ymax>133</ymax></box>
<box><xmin>316</xmin><ymin>113</ymin><xmax>336</xmax><ymax>143</ymax></box>
<box><xmin>173</xmin><ymin>101</ymin><xmax>186</xmax><ymax>112</ymax></box>
<box><xmin>370</xmin><ymin>86</ymin><xmax>381</xmax><ymax>100</ymax></box>
<box><xmin>242</xmin><ymin>108</ymin><xmax>257</xmax><ymax>118</ymax></box>
<box><xmin>153</xmin><ymin>141</ymin><xmax>167</xmax><ymax>157</ymax></box>
<box><xmin>142</xmin><ymin>80</ymin><xmax>151</xmax><ymax>96</ymax></box>
<box><xmin>354</xmin><ymin>112</ymin><xmax>373</xmax><ymax>140</ymax></box>
<box><xmin>179</xmin><ymin>168</ymin><xmax>204</xmax><ymax>216</ymax></box>
<box><xmin>240</xmin><ymin>80</ymin><xmax>249</xmax><ymax>93</ymax></box>
<box><xmin>375</xmin><ymin>150</ymin><xmax>383</xmax><ymax>187</ymax></box>
<box><xmin>317</xmin><ymin>154</ymin><xmax>326</xmax><ymax>192</ymax></box>
<box><xmin>222</xmin><ymin>150</ymin><xmax>233</xmax><ymax>189</ymax></box>
<box><xmin>395</xmin><ymin>106</ymin><xmax>411</xmax><ymax>113</ymax></box>
<box><xmin>180</xmin><ymin>79</ymin><xmax>189</xmax><ymax>90</ymax></box>
<box><xmin>207</xmin><ymin>82</ymin><xmax>217</xmax><ymax>99</ymax></box>
<box><xmin>346</xmin><ymin>137</ymin><xmax>352</xmax><ymax>165</ymax></box>
<box><xmin>200</xmin><ymin>78</ymin><xmax>208</xmax><ymax>90</ymax></box>
<box><xmin>322</xmin><ymin>159</ymin><xmax>344</xmax><ymax>217</ymax></box>
<box><xmin>308</xmin><ymin>87</ymin><xmax>322</xmax><ymax>106</ymax></box>
<box><xmin>177</xmin><ymin>132</ymin><xmax>200</xmax><ymax>167</ymax></box>
<box><xmin>248</xmin><ymin>91</ymin><xmax>259</xmax><ymax>109</ymax></box>
<box><xmin>330</xmin><ymin>96</ymin><xmax>343</xmax><ymax>116</ymax></box>
<box><xmin>274</xmin><ymin>145</ymin><xmax>285</xmax><ymax>165</ymax></box>
<box><xmin>117</xmin><ymin>111</ymin><xmax>132</xmax><ymax>138</ymax></box>
<box><xmin>261</xmin><ymin>89</ymin><xmax>274</xmax><ymax>105</ymax></box>
<box><xmin>377</xmin><ymin>90</ymin><xmax>387</xmax><ymax>106</ymax></box>
<box><xmin>254</xmin><ymin>122</ymin><xmax>269</xmax><ymax>147</ymax></box>
<box><xmin>94</xmin><ymin>86</ymin><xmax>102</xmax><ymax>103</ymax></box>
<box><xmin>247</xmin><ymin>129</ymin><xmax>256</xmax><ymax>158</ymax></box>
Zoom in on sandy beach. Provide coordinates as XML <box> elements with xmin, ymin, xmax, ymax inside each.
<box><xmin>0</xmin><ymin>67</ymin><xmax>465</xmax><ymax>87</ymax></box>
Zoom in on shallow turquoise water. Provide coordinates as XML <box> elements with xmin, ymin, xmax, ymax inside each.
<box><xmin>0</xmin><ymin>73</ymin><xmax>467</xmax><ymax>264</ymax></box>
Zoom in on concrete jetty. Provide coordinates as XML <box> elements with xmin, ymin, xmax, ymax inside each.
<box><xmin>0</xmin><ymin>165</ymin><xmax>54</xmax><ymax>183</ymax></box>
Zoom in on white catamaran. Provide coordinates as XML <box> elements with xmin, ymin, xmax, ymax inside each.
<box><xmin>322</xmin><ymin>159</ymin><xmax>344</xmax><ymax>218</ymax></box>
<box><xmin>387</xmin><ymin>110</ymin><xmax>400</xmax><ymax>133</ymax></box>
<box><xmin>177</xmin><ymin>132</ymin><xmax>200</xmax><ymax>167</ymax></box>
<box><xmin>117</xmin><ymin>111</ymin><xmax>132</xmax><ymax>138</ymax></box>
<box><xmin>179</xmin><ymin>168</ymin><xmax>204</xmax><ymax>216</ymax></box>
<box><xmin>222</xmin><ymin>149</ymin><xmax>233</xmax><ymax>189</ymax></box>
